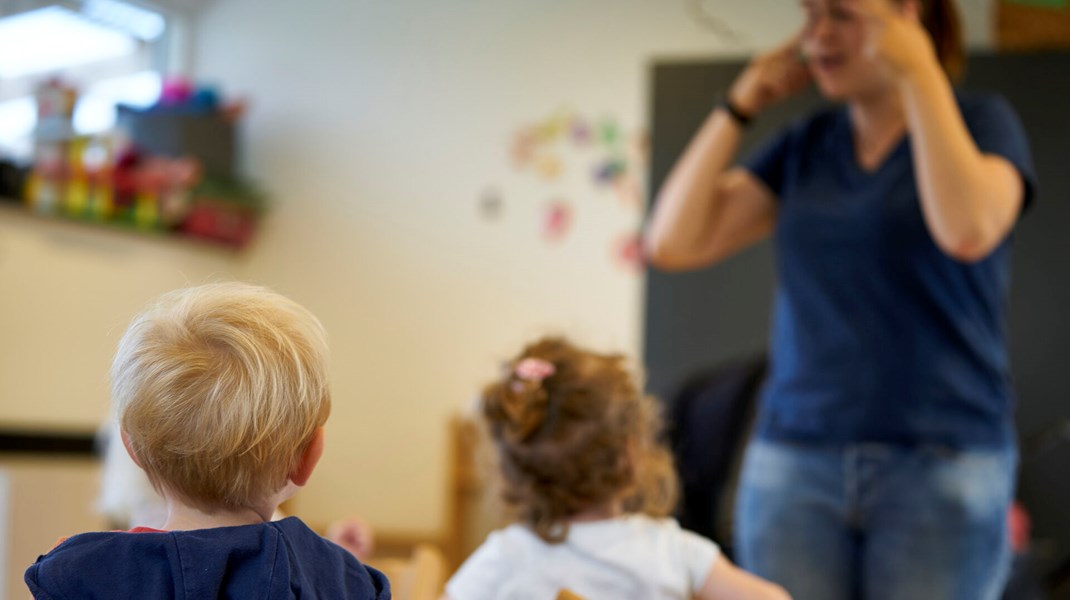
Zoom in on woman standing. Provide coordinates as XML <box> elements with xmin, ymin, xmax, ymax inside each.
<box><xmin>644</xmin><ymin>1</ymin><xmax>1035</xmax><ymax>598</ymax></box>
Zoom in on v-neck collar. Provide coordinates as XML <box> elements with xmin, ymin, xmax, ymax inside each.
<box><xmin>838</xmin><ymin>108</ymin><xmax>910</xmax><ymax>179</ymax></box>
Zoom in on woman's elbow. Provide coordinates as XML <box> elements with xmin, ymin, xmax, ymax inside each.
<box><xmin>642</xmin><ymin>234</ymin><xmax>685</xmax><ymax>271</ymax></box>
<box><xmin>933</xmin><ymin>229</ymin><xmax>1000</xmax><ymax>264</ymax></box>
<box><xmin>766</xmin><ymin>583</ymin><xmax>792</xmax><ymax>600</ymax></box>
<box><xmin>929</xmin><ymin>186</ymin><xmax>1022</xmax><ymax>263</ymax></box>
<box><xmin>642</xmin><ymin>239</ymin><xmax>705</xmax><ymax>272</ymax></box>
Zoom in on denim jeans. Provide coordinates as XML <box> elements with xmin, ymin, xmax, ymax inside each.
<box><xmin>734</xmin><ymin>438</ymin><xmax>1017</xmax><ymax>600</ymax></box>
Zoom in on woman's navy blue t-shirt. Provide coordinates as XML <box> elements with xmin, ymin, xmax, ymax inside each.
<box><xmin>741</xmin><ymin>92</ymin><xmax>1035</xmax><ymax>448</ymax></box>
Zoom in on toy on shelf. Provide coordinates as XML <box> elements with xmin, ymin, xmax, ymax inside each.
<box><xmin>181</xmin><ymin>177</ymin><xmax>263</xmax><ymax>248</ymax></box>
<box><xmin>111</xmin><ymin>147</ymin><xmax>203</xmax><ymax>230</ymax></box>
<box><xmin>22</xmin><ymin>76</ymin><xmax>265</xmax><ymax>249</ymax></box>
<box><xmin>24</xmin><ymin>78</ymin><xmax>79</xmax><ymax>215</ymax></box>
<box><xmin>33</xmin><ymin>78</ymin><xmax>77</xmax><ymax>142</ymax></box>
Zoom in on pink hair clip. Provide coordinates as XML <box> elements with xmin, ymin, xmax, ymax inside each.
<box><xmin>514</xmin><ymin>357</ymin><xmax>555</xmax><ymax>382</ymax></box>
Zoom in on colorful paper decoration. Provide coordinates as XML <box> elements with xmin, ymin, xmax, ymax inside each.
<box><xmin>478</xmin><ymin>188</ymin><xmax>503</xmax><ymax>220</ymax></box>
<box><xmin>570</xmin><ymin>117</ymin><xmax>593</xmax><ymax>146</ymax></box>
<box><xmin>613</xmin><ymin>173</ymin><xmax>644</xmax><ymax>210</ymax></box>
<box><xmin>511</xmin><ymin>128</ymin><xmax>537</xmax><ymax>168</ymax></box>
<box><xmin>535</xmin><ymin>154</ymin><xmax>563</xmax><ymax>181</ymax></box>
<box><xmin>542</xmin><ymin>200</ymin><xmax>573</xmax><ymax>242</ymax></box>
<box><xmin>593</xmin><ymin>157</ymin><xmax>627</xmax><ymax>186</ymax></box>
<box><xmin>497</xmin><ymin>109</ymin><xmax>651</xmax><ymax>268</ymax></box>
<box><xmin>597</xmin><ymin>119</ymin><xmax>620</xmax><ymax>146</ymax></box>
<box><xmin>612</xmin><ymin>231</ymin><xmax>645</xmax><ymax>273</ymax></box>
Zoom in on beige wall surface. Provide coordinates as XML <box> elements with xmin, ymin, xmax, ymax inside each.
<box><xmin>0</xmin><ymin>207</ymin><xmax>245</xmax><ymax>429</ymax></box>
<box><xmin>0</xmin><ymin>0</ymin><xmax>992</xmax><ymax>543</ymax></box>
<box><xmin>0</xmin><ymin>458</ymin><xmax>105</xmax><ymax>600</ymax></box>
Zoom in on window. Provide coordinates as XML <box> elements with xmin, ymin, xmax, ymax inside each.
<box><xmin>0</xmin><ymin>0</ymin><xmax>172</xmax><ymax>161</ymax></box>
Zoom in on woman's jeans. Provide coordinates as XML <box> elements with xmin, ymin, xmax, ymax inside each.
<box><xmin>735</xmin><ymin>438</ymin><xmax>1017</xmax><ymax>600</ymax></box>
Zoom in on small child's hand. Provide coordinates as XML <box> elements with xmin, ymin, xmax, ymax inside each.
<box><xmin>327</xmin><ymin>516</ymin><xmax>376</xmax><ymax>561</ymax></box>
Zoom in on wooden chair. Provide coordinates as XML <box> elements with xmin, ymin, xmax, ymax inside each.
<box><xmin>445</xmin><ymin>414</ymin><xmax>509</xmax><ymax>570</ymax></box>
<box><xmin>367</xmin><ymin>543</ymin><xmax>447</xmax><ymax>600</ymax></box>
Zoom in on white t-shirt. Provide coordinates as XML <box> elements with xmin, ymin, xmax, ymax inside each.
<box><xmin>446</xmin><ymin>514</ymin><xmax>719</xmax><ymax>600</ymax></box>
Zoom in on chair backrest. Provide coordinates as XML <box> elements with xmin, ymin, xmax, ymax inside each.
<box><xmin>368</xmin><ymin>543</ymin><xmax>447</xmax><ymax>600</ymax></box>
<box><xmin>556</xmin><ymin>590</ymin><xmax>587</xmax><ymax>600</ymax></box>
<box><xmin>670</xmin><ymin>353</ymin><xmax>766</xmax><ymax>553</ymax></box>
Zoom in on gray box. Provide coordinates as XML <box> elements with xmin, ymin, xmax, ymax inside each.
<box><xmin>116</xmin><ymin>105</ymin><xmax>236</xmax><ymax>178</ymax></box>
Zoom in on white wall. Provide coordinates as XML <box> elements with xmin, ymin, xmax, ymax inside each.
<box><xmin>188</xmin><ymin>0</ymin><xmax>801</xmax><ymax>535</ymax></box>
<box><xmin>0</xmin><ymin>0</ymin><xmax>992</xmax><ymax>539</ymax></box>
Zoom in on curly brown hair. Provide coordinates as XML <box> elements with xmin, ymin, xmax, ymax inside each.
<box><xmin>481</xmin><ymin>337</ymin><xmax>677</xmax><ymax>543</ymax></box>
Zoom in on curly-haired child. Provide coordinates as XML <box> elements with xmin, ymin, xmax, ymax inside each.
<box><xmin>444</xmin><ymin>337</ymin><xmax>789</xmax><ymax>600</ymax></box>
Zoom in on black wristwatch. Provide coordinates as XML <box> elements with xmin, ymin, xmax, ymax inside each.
<box><xmin>719</xmin><ymin>97</ymin><xmax>754</xmax><ymax>128</ymax></box>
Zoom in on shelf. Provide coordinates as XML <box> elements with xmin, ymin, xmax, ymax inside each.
<box><xmin>0</xmin><ymin>198</ymin><xmax>253</xmax><ymax>253</ymax></box>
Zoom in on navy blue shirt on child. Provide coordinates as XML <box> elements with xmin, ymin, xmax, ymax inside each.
<box><xmin>743</xmin><ymin>92</ymin><xmax>1036</xmax><ymax>449</ymax></box>
<box><xmin>25</xmin><ymin>516</ymin><xmax>391</xmax><ymax>599</ymax></box>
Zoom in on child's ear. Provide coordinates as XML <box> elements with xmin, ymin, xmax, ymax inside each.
<box><xmin>290</xmin><ymin>427</ymin><xmax>325</xmax><ymax>487</ymax></box>
<box><xmin>120</xmin><ymin>428</ymin><xmax>144</xmax><ymax>469</ymax></box>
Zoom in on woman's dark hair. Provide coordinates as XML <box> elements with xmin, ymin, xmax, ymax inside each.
<box><xmin>481</xmin><ymin>337</ymin><xmax>677</xmax><ymax>543</ymax></box>
<box><xmin>910</xmin><ymin>0</ymin><xmax>965</xmax><ymax>81</ymax></box>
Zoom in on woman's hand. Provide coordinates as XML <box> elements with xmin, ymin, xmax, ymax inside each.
<box><xmin>854</xmin><ymin>0</ymin><xmax>940</xmax><ymax>82</ymax></box>
<box><xmin>729</xmin><ymin>32</ymin><xmax>811</xmax><ymax>117</ymax></box>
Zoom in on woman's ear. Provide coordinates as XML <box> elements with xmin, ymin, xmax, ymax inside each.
<box><xmin>290</xmin><ymin>427</ymin><xmax>326</xmax><ymax>487</ymax></box>
<box><xmin>120</xmin><ymin>428</ymin><xmax>144</xmax><ymax>469</ymax></box>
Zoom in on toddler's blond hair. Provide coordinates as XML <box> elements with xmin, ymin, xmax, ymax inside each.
<box><xmin>111</xmin><ymin>282</ymin><xmax>331</xmax><ymax>511</ymax></box>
